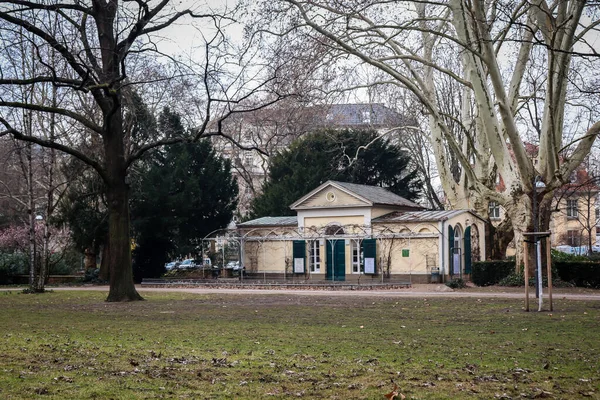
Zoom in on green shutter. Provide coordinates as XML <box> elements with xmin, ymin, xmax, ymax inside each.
<box><xmin>293</xmin><ymin>240</ymin><xmax>306</xmax><ymax>274</ymax></box>
<box><xmin>464</xmin><ymin>226</ymin><xmax>472</xmax><ymax>274</ymax></box>
<box><xmin>448</xmin><ymin>225</ymin><xmax>454</xmax><ymax>277</ymax></box>
<box><xmin>362</xmin><ymin>239</ymin><xmax>376</xmax><ymax>274</ymax></box>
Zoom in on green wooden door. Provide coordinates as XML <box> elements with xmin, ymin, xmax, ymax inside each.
<box><xmin>448</xmin><ymin>225</ymin><xmax>454</xmax><ymax>277</ymax></box>
<box><xmin>362</xmin><ymin>239</ymin><xmax>377</xmax><ymax>274</ymax></box>
<box><xmin>293</xmin><ymin>240</ymin><xmax>306</xmax><ymax>274</ymax></box>
<box><xmin>464</xmin><ymin>226</ymin><xmax>472</xmax><ymax>274</ymax></box>
<box><xmin>326</xmin><ymin>240</ymin><xmax>346</xmax><ymax>281</ymax></box>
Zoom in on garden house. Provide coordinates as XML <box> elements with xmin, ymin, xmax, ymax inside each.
<box><xmin>237</xmin><ymin>181</ymin><xmax>486</xmax><ymax>283</ymax></box>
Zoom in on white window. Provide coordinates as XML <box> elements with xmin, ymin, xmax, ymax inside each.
<box><xmin>351</xmin><ymin>239</ymin><xmax>362</xmax><ymax>273</ymax></box>
<box><xmin>488</xmin><ymin>201</ymin><xmax>500</xmax><ymax>219</ymax></box>
<box><xmin>309</xmin><ymin>240</ymin><xmax>321</xmax><ymax>273</ymax></box>
<box><xmin>570</xmin><ymin>171</ymin><xmax>577</xmax><ymax>183</ymax></box>
<box><xmin>244</xmin><ymin>153</ymin><xmax>253</xmax><ymax>167</ymax></box>
<box><xmin>567</xmin><ymin>230</ymin><xmax>579</xmax><ymax>247</ymax></box>
<box><xmin>454</xmin><ymin>228</ymin><xmax>461</xmax><ymax>251</ymax></box>
<box><xmin>361</xmin><ymin>110</ymin><xmax>371</xmax><ymax>124</ymax></box>
<box><xmin>567</xmin><ymin>199</ymin><xmax>578</xmax><ymax>218</ymax></box>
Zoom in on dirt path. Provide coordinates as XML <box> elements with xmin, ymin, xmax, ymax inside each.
<box><xmin>36</xmin><ymin>284</ymin><xmax>600</xmax><ymax>301</ymax></box>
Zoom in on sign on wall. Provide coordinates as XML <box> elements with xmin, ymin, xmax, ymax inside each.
<box><xmin>364</xmin><ymin>258</ymin><xmax>375</xmax><ymax>274</ymax></box>
<box><xmin>294</xmin><ymin>258</ymin><xmax>305</xmax><ymax>273</ymax></box>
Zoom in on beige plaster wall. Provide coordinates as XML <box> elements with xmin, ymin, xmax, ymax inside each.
<box><xmin>302</xmin><ymin>187</ymin><xmax>367</xmax><ymax>208</ymax></box>
<box><xmin>378</xmin><ymin>237</ymin><xmax>438</xmax><ymax>275</ymax></box>
<box><xmin>372</xmin><ymin>207</ymin><xmax>399</xmax><ymax>219</ymax></box>
<box><xmin>304</xmin><ymin>215</ymin><xmax>365</xmax><ymax>229</ymax></box>
<box><xmin>244</xmin><ymin>240</ymin><xmax>291</xmax><ymax>273</ymax></box>
<box><xmin>551</xmin><ymin>196</ymin><xmax>597</xmax><ymax>246</ymax></box>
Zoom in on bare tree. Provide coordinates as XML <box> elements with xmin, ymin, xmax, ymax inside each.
<box><xmin>254</xmin><ymin>0</ymin><xmax>600</xmax><ymax>265</ymax></box>
<box><xmin>0</xmin><ymin>1</ymin><xmax>280</xmax><ymax>301</ymax></box>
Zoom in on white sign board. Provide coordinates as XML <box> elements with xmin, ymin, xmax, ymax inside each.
<box><xmin>364</xmin><ymin>258</ymin><xmax>375</xmax><ymax>274</ymax></box>
<box><xmin>294</xmin><ymin>258</ymin><xmax>305</xmax><ymax>273</ymax></box>
<box><xmin>453</xmin><ymin>254</ymin><xmax>461</xmax><ymax>274</ymax></box>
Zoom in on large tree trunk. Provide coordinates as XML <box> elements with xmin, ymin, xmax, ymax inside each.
<box><xmin>103</xmin><ymin>107</ymin><xmax>142</xmax><ymax>301</ymax></box>
<box><xmin>105</xmin><ymin>182</ymin><xmax>141</xmax><ymax>301</ymax></box>
<box><xmin>99</xmin><ymin>241</ymin><xmax>110</xmax><ymax>281</ymax></box>
<box><xmin>84</xmin><ymin>247</ymin><xmax>97</xmax><ymax>270</ymax></box>
<box><xmin>505</xmin><ymin>194</ymin><xmax>532</xmax><ymax>271</ymax></box>
<box><xmin>489</xmin><ymin>217</ymin><xmax>514</xmax><ymax>260</ymax></box>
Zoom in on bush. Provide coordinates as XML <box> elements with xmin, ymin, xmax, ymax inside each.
<box><xmin>445</xmin><ymin>278</ymin><xmax>467</xmax><ymax>289</ymax></box>
<box><xmin>81</xmin><ymin>268</ymin><xmax>107</xmax><ymax>284</ymax></box>
<box><xmin>471</xmin><ymin>261</ymin><xmax>515</xmax><ymax>286</ymax></box>
<box><xmin>499</xmin><ymin>271</ymin><xmax>575</xmax><ymax>288</ymax></box>
<box><xmin>550</xmin><ymin>249</ymin><xmax>588</xmax><ymax>263</ymax></box>
<box><xmin>555</xmin><ymin>261</ymin><xmax>600</xmax><ymax>288</ymax></box>
<box><xmin>48</xmin><ymin>249</ymin><xmax>81</xmax><ymax>275</ymax></box>
<box><xmin>0</xmin><ymin>251</ymin><xmax>28</xmax><ymax>284</ymax></box>
<box><xmin>498</xmin><ymin>273</ymin><xmax>525</xmax><ymax>287</ymax></box>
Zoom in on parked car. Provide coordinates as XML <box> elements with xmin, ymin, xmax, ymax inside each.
<box><xmin>164</xmin><ymin>261</ymin><xmax>180</xmax><ymax>271</ymax></box>
<box><xmin>225</xmin><ymin>261</ymin><xmax>241</xmax><ymax>270</ymax></box>
<box><xmin>179</xmin><ymin>259</ymin><xmax>196</xmax><ymax>269</ymax></box>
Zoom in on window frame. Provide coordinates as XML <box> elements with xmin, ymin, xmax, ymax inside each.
<box><xmin>351</xmin><ymin>239</ymin><xmax>362</xmax><ymax>274</ymax></box>
<box><xmin>488</xmin><ymin>201</ymin><xmax>500</xmax><ymax>219</ymax></box>
<box><xmin>567</xmin><ymin>199</ymin><xmax>578</xmax><ymax>218</ymax></box>
<box><xmin>567</xmin><ymin>230</ymin><xmax>579</xmax><ymax>247</ymax></box>
<box><xmin>309</xmin><ymin>240</ymin><xmax>321</xmax><ymax>273</ymax></box>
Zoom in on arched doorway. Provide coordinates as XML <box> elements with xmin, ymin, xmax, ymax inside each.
<box><xmin>449</xmin><ymin>224</ymin><xmax>463</xmax><ymax>277</ymax></box>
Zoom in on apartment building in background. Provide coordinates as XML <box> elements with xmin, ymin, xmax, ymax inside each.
<box><xmin>213</xmin><ymin>102</ymin><xmax>409</xmax><ymax>218</ymax></box>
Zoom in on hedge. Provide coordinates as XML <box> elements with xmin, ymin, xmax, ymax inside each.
<box><xmin>555</xmin><ymin>261</ymin><xmax>600</xmax><ymax>288</ymax></box>
<box><xmin>471</xmin><ymin>261</ymin><xmax>515</xmax><ymax>286</ymax></box>
<box><xmin>0</xmin><ymin>251</ymin><xmax>29</xmax><ymax>284</ymax></box>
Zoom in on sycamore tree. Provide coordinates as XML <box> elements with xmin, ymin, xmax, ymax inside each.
<box><xmin>255</xmin><ymin>0</ymin><xmax>600</xmax><ymax>264</ymax></box>
<box><xmin>0</xmin><ymin>1</ymin><xmax>280</xmax><ymax>301</ymax></box>
<box><xmin>249</xmin><ymin>128</ymin><xmax>421</xmax><ymax>218</ymax></box>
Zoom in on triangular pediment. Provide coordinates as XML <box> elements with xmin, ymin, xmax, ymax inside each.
<box><xmin>290</xmin><ymin>182</ymin><xmax>372</xmax><ymax>210</ymax></box>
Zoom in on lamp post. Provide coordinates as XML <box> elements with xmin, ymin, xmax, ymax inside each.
<box><xmin>532</xmin><ymin>175</ymin><xmax>546</xmax><ymax>311</ymax></box>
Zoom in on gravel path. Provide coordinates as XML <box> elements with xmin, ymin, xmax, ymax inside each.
<box><xmin>36</xmin><ymin>284</ymin><xmax>600</xmax><ymax>301</ymax></box>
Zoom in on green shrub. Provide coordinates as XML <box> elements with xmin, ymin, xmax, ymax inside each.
<box><xmin>81</xmin><ymin>268</ymin><xmax>107</xmax><ymax>284</ymax></box>
<box><xmin>555</xmin><ymin>261</ymin><xmax>600</xmax><ymax>288</ymax></box>
<box><xmin>498</xmin><ymin>273</ymin><xmax>525</xmax><ymax>287</ymax></box>
<box><xmin>0</xmin><ymin>251</ymin><xmax>28</xmax><ymax>284</ymax></box>
<box><xmin>48</xmin><ymin>249</ymin><xmax>81</xmax><ymax>275</ymax></box>
<box><xmin>471</xmin><ymin>261</ymin><xmax>515</xmax><ymax>286</ymax></box>
<box><xmin>499</xmin><ymin>271</ymin><xmax>575</xmax><ymax>288</ymax></box>
<box><xmin>550</xmin><ymin>249</ymin><xmax>588</xmax><ymax>263</ymax></box>
<box><xmin>445</xmin><ymin>278</ymin><xmax>467</xmax><ymax>289</ymax></box>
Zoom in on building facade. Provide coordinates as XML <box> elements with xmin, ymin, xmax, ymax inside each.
<box><xmin>237</xmin><ymin>181</ymin><xmax>486</xmax><ymax>283</ymax></box>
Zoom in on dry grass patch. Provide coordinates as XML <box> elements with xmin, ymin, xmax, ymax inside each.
<box><xmin>0</xmin><ymin>290</ymin><xmax>598</xmax><ymax>399</ymax></box>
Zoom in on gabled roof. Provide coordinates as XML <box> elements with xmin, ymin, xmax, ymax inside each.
<box><xmin>372</xmin><ymin>209</ymin><xmax>485</xmax><ymax>223</ymax></box>
<box><xmin>237</xmin><ymin>216</ymin><xmax>298</xmax><ymax>227</ymax></box>
<box><xmin>320</xmin><ymin>103</ymin><xmax>406</xmax><ymax>127</ymax></box>
<box><xmin>290</xmin><ymin>180</ymin><xmax>423</xmax><ymax>210</ymax></box>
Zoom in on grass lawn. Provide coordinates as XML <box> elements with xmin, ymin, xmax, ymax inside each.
<box><xmin>0</xmin><ymin>290</ymin><xmax>598</xmax><ymax>399</ymax></box>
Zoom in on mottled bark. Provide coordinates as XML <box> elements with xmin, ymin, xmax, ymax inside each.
<box><xmin>489</xmin><ymin>218</ymin><xmax>514</xmax><ymax>260</ymax></box>
<box><xmin>84</xmin><ymin>248</ymin><xmax>97</xmax><ymax>270</ymax></box>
